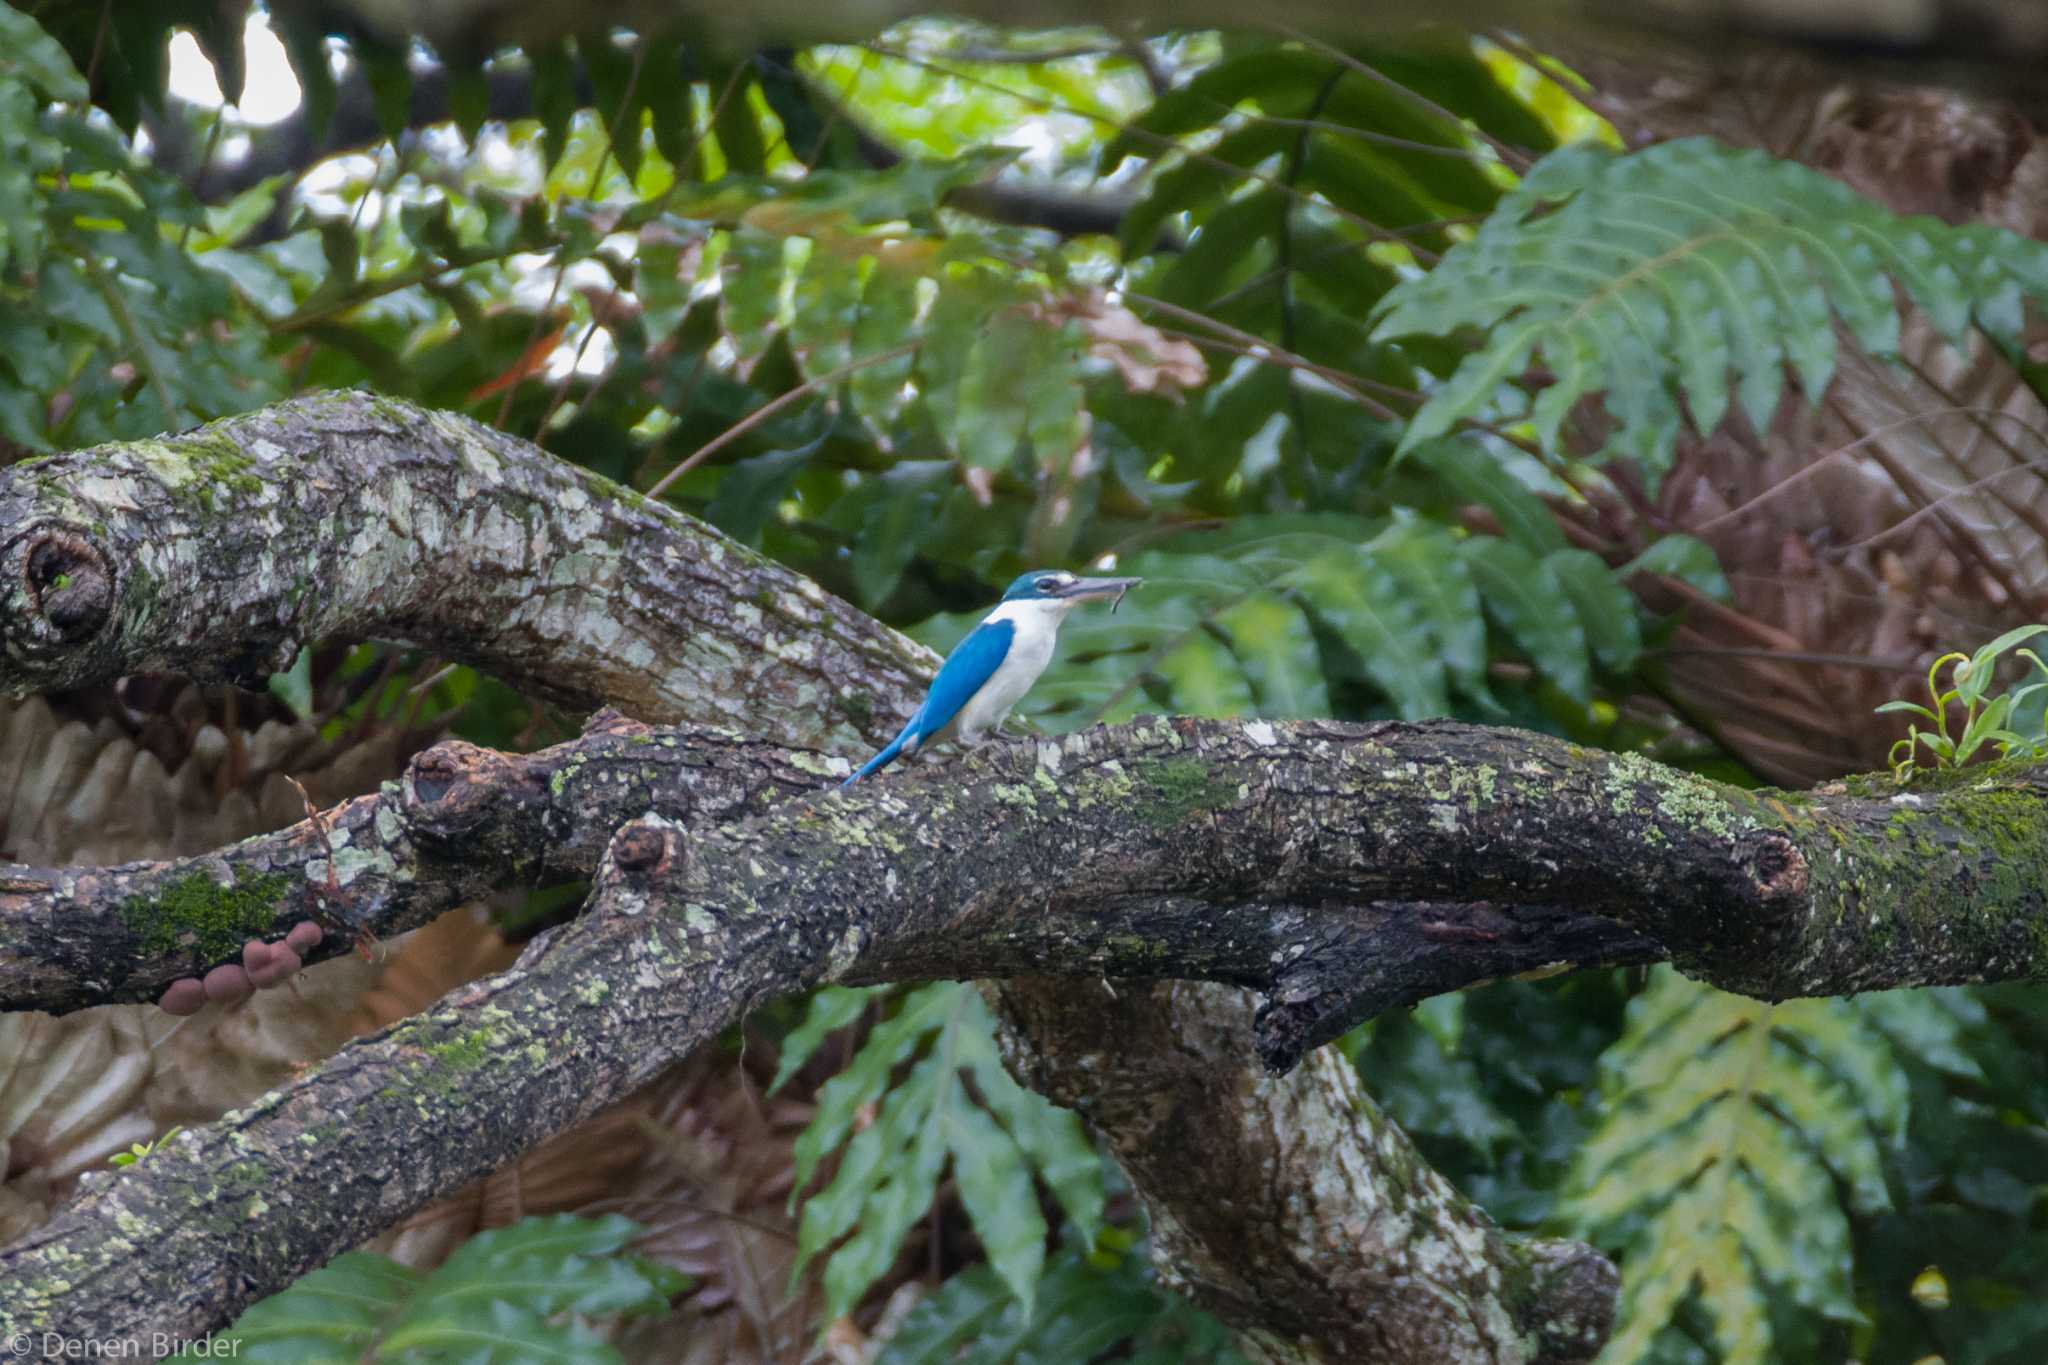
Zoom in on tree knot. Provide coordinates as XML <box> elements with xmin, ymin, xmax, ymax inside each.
<box><xmin>1743</xmin><ymin>830</ymin><xmax>1809</xmax><ymax>903</ymax></box>
<box><xmin>403</xmin><ymin>741</ymin><xmax>513</xmax><ymax>842</ymax></box>
<box><xmin>610</xmin><ymin>820</ymin><xmax>673</xmax><ymax>877</ymax></box>
<box><xmin>3</xmin><ymin>524</ymin><xmax>114</xmax><ymax>662</ymax></box>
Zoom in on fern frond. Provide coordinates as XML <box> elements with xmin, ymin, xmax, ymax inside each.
<box><xmin>1374</xmin><ymin>137</ymin><xmax>2048</xmax><ymax>478</ymax></box>
<box><xmin>874</xmin><ymin>1239</ymin><xmax>1249</xmax><ymax>1365</ymax></box>
<box><xmin>1564</xmin><ymin>969</ymin><xmax>1908</xmax><ymax>1364</ymax></box>
<box><xmin>780</xmin><ymin>983</ymin><xmax>1106</xmax><ymax>1323</ymax></box>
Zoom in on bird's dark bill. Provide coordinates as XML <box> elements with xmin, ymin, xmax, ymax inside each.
<box><xmin>1065</xmin><ymin>576</ymin><xmax>1141</xmax><ymax>611</ymax></box>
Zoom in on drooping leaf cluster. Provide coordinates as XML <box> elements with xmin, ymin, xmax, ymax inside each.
<box><xmin>1354</xmin><ymin>971</ymin><xmax>2048</xmax><ymax>1365</ymax></box>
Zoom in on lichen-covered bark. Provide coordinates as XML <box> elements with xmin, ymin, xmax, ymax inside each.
<box><xmin>8</xmin><ymin>398</ymin><xmax>1611</xmax><ymax>1363</ymax></box>
<box><xmin>0</xmin><ymin>708</ymin><xmax>1665</xmax><ymax>1019</ymax></box>
<box><xmin>994</xmin><ymin>979</ymin><xmax>1615</xmax><ymax>1365</ymax></box>
<box><xmin>0</xmin><ymin>391</ymin><xmax>933</xmax><ymax>750</ymax></box>
<box><xmin>0</xmin><ymin>712</ymin><xmax>828</xmax><ymax>1014</ymax></box>
<box><xmin>0</xmin><ymin>816</ymin><xmax>819</xmax><ymax>1345</ymax></box>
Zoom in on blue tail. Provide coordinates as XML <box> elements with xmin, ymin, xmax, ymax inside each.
<box><xmin>841</xmin><ymin>729</ymin><xmax>912</xmax><ymax>788</ymax></box>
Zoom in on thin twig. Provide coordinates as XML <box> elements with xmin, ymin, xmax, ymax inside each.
<box><xmin>1273</xmin><ymin>25</ymin><xmax>1530</xmax><ymax>173</ymax></box>
<box><xmin>645</xmin><ymin>342</ymin><xmax>920</xmax><ymax>501</ymax></box>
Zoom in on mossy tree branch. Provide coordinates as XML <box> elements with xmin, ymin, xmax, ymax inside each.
<box><xmin>0</xmin><ymin>390</ymin><xmax>932</xmax><ymax>751</ymax></box>
<box><xmin>22</xmin><ymin>708</ymin><xmax>2048</xmax><ymax>1042</ymax></box>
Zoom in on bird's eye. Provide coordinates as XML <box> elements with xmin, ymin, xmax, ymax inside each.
<box><xmin>1036</xmin><ymin>577</ymin><xmax>1058</xmax><ymax>591</ymax></box>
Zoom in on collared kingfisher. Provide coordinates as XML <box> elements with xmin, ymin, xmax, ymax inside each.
<box><xmin>841</xmin><ymin>569</ymin><xmax>1141</xmax><ymax>787</ymax></box>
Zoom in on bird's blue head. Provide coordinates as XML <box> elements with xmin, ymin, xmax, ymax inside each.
<box><xmin>999</xmin><ymin>568</ymin><xmax>1142</xmax><ymax>607</ymax></box>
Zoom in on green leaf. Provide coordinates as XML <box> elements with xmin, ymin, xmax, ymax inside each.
<box><xmin>1212</xmin><ymin>592</ymin><xmax>1326</xmax><ymax>718</ymax></box>
<box><xmin>449</xmin><ymin>65</ymin><xmax>490</xmax><ymax>144</ymax></box>
<box><xmin>950</xmin><ymin>1103</ymin><xmax>1049</xmax><ymax>1312</ymax></box>
<box><xmin>1399</xmin><ymin>439</ymin><xmax>1566</xmax><ymax>554</ymax></box>
<box><xmin>952</xmin><ymin>309</ymin><xmax>1038</xmax><ymax>470</ymax></box>
<box><xmin>0</xmin><ymin>2</ymin><xmax>88</xmax><ymax>101</ymax></box>
<box><xmin>358</xmin><ymin>43</ymin><xmax>412</xmax><ymax>143</ymax></box>
<box><xmin>1368</xmin><ymin>517</ymin><xmax>1493</xmax><ymax>708</ymax></box>
<box><xmin>708</xmin><ymin>64</ymin><xmax>767</xmax><ymax>175</ymax></box>
<box><xmin>1460</xmin><ymin>538</ymin><xmax>1591</xmax><ymax>702</ymax></box>
<box><xmin>275</xmin><ymin>12</ymin><xmax>337</xmax><ymax>140</ymax></box>
<box><xmin>851</xmin><ymin>460</ymin><xmax>953</xmax><ymax>608</ymax></box>
<box><xmin>529</xmin><ymin>43</ymin><xmax>578</xmax><ymax>170</ymax></box>
<box><xmin>219</xmin><ymin>1215</ymin><xmax>678</xmax><ymax>1361</ymax></box>
<box><xmin>1621</xmin><ymin>534</ymin><xmax>1731</xmax><ymax>603</ymax></box>
<box><xmin>581</xmin><ymin>31</ymin><xmax>643</xmax><ymax>183</ymax></box>
<box><xmin>771</xmin><ymin>985</ymin><xmax>879</xmax><ymax>1094</ymax></box>
<box><xmin>1545</xmin><ymin>546</ymin><xmax>1640</xmax><ymax>673</ymax></box>
<box><xmin>703</xmin><ymin>438</ymin><xmax>822</xmax><ymax>546</ymax></box>
<box><xmin>791</xmin><ymin>984</ymin><xmax>1111</xmax><ymax>1323</ymax></box>
<box><xmin>975</xmin><ymin>1073</ymin><xmax>1105</xmax><ymax>1247</ymax></box>
<box><xmin>876</xmin><ymin>1242</ymin><xmax>1251</xmax><ymax>1365</ymax></box>
<box><xmin>1291</xmin><ymin>546</ymin><xmax>1449</xmax><ymax>718</ymax></box>
<box><xmin>848</xmin><ymin>266</ymin><xmax>923</xmax><ymax>432</ymax></box>
<box><xmin>720</xmin><ymin>230</ymin><xmax>790</xmax><ymax>367</ymax></box>
<box><xmin>788</xmin><ymin>245</ymin><xmax>865</xmax><ymax>377</ymax></box>
<box><xmin>1119</xmin><ymin>122</ymin><xmax>1296</xmax><ymax>261</ymax></box>
<box><xmin>226</xmin><ymin>1252</ymin><xmax>422</xmax><ymax>1350</ymax></box>
<box><xmin>642</xmin><ymin>39</ymin><xmax>696</xmax><ymax>178</ymax></box>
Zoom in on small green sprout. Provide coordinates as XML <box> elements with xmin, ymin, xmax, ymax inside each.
<box><xmin>110</xmin><ymin>1124</ymin><xmax>184</xmax><ymax>1167</ymax></box>
<box><xmin>1879</xmin><ymin>625</ymin><xmax>2048</xmax><ymax>780</ymax></box>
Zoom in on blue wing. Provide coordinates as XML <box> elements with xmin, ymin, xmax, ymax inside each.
<box><xmin>842</xmin><ymin>618</ymin><xmax>1015</xmax><ymax>787</ymax></box>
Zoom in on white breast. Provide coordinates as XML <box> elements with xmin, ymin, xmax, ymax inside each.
<box><xmin>954</xmin><ymin>599</ymin><xmax>1066</xmax><ymax>743</ymax></box>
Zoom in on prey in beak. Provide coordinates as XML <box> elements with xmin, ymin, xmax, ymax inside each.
<box><xmin>1051</xmin><ymin>576</ymin><xmax>1142</xmax><ymax>611</ymax></box>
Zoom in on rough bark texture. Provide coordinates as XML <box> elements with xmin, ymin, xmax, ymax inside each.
<box><xmin>0</xmin><ymin>711</ymin><xmax>827</xmax><ymax>1014</ymax></box>
<box><xmin>18</xmin><ymin>707</ymin><xmax>2048</xmax><ymax>1048</ymax></box>
<box><xmin>0</xmin><ymin>816</ymin><xmax>811</xmax><ymax>1346</ymax></box>
<box><xmin>995</xmin><ymin>979</ymin><xmax>1616</xmax><ymax>1364</ymax></box>
<box><xmin>10</xmin><ymin>706</ymin><xmax>2048</xmax><ymax>1346</ymax></box>
<box><xmin>0</xmin><ymin>399</ymin><xmax>1605</xmax><ymax>1361</ymax></box>
<box><xmin>0</xmin><ymin>391</ymin><xmax>932</xmax><ymax>751</ymax></box>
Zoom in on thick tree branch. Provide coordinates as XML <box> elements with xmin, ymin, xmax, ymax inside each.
<box><xmin>0</xmin><ymin>711</ymin><xmax>1669</xmax><ymax>1018</ymax></box>
<box><xmin>994</xmin><ymin>979</ymin><xmax>1616</xmax><ymax>1363</ymax></box>
<box><xmin>0</xmin><ymin>392</ymin><xmax>931</xmax><ymax>749</ymax></box>
<box><xmin>4</xmin><ymin>396</ymin><xmax>1624</xmax><ymax>1360</ymax></box>
<box><xmin>0</xmin><ymin>814</ymin><xmax>820</xmax><ymax>1347</ymax></box>
<box><xmin>12</xmin><ymin>705</ymin><xmax>2048</xmax><ymax>1052</ymax></box>
<box><xmin>0</xmin><ymin>712</ymin><xmax>825</xmax><ymax>1014</ymax></box>
<box><xmin>17</xmin><ymin>705</ymin><xmax>2044</xmax><ymax>1347</ymax></box>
